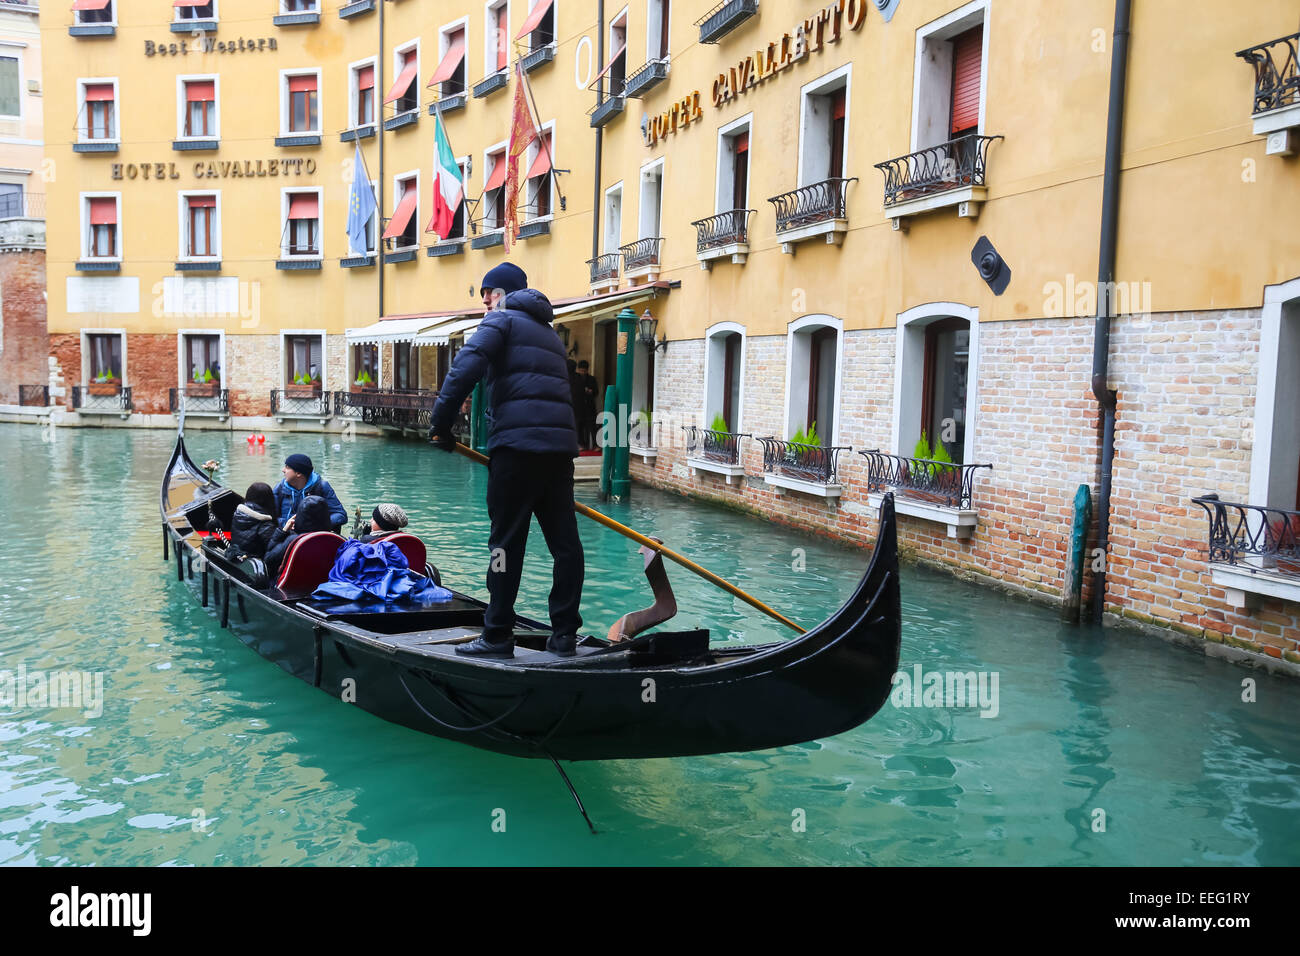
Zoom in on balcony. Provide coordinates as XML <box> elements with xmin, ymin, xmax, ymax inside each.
<box><xmin>589</xmin><ymin>93</ymin><xmax>626</xmax><ymax>128</ymax></box>
<box><xmin>270</xmin><ymin>387</ymin><xmax>330</xmax><ymax>423</ymax></box>
<box><xmin>861</xmin><ymin>449</ymin><xmax>992</xmax><ymax>539</ymax></box>
<box><xmin>429</xmin><ymin>89</ymin><xmax>467</xmax><ymax>115</ymax></box>
<box><xmin>18</xmin><ymin>385</ymin><xmax>49</xmax><ymax>407</ymax></box>
<box><xmin>517</xmin><ymin>219</ymin><xmax>551</xmax><ymax>240</ymax></box>
<box><xmin>1236</xmin><ymin>32</ymin><xmax>1300</xmax><ymax>155</ymax></box>
<box><xmin>695</xmin><ymin>0</ymin><xmax>759</xmax><ymax>44</ymax></box>
<box><xmin>756</xmin><ymin>438</ymin><xmax>852</xmax><ymax>498</ymax></box>
<box><xmin>339</xmin><ymin>125</ymin><xmax>375</xmax><ymax>142</ymax></box>
<box><xmin>338</xmin><ymin>0</ymin><xmax>374</xmax><ymax>18</ymax></box>
<box><xmin>275</xmin><ymin>134</ymin><xmax>323</xmax><ymax>147</ymax></box>
<box><xmin>587</xmin><ymin>252</ymin><xmax>619</xmax><ymax>291</ymax></box>
<box><xmin>274</xmin><ymin>11</ymin><xmax>321</xmax><ymax>27</ymax></box>
<box><xmin>874</xmin><ymin>134</ymin><xmax>1003</xmax><ymax>227</ymax></box>
<box><xmin>384</xmin><ymin>247</ymin><xmax>418</xmax><ymax>264</ymax></box>
<box><xmin>1192</xmin><ymin>495</ymin><xmax>1300</xmax><ymax>609</ymax></box>
<box><xmin>683</xmin><ymin>426</ymin><xmax>750</xmax><ymax>484</ymax></box>
<box><xmin>473</xmin><ymin>71</ymin><xmax>509</xmax><ymax>99</ymax></box>
<box><xmin>625</xmin><ymin>59</ymin><xmax>669</xmax><ymax>98</ymax></box>
<box><xmin>620</xmin><ymin>237</ymin><xmax>662</xmax><ymax>280</ymax></box>
<box><xmin>521</xmin><ymin>45</ymin><xmax>555</xmax><ymax>75</ymax></box>
<box><xmin>175</xmin><ymin>260</ymin><xmax>221</xmax><ymax>273</ymax></box>
<box><xmin>427</xmin><ymin>240</ymin><xmax>466</xmax><ymax>258</ymax></box>
<box><xmin>169</xmin><ymin>385</ymin><xmax>229</xmax><ymax>419</ymax></box>
<box><xmin>383</xmin><ymin>110</ymin><xmax>418</xmax><ymax>132</ymax></box>
<box><xmin>691</xmin><ymin>209</ymin><xmax>754</xmax><ymax>269</ymax></box>
<box><xmin>768</xmin><ymin>178</ymin><xmax>857</xmax><ymax>253</ymax></box>
<box><xmin>171</xmin><ymin>17</ymin><xmax>216</xmax><ymax>34</ymax></box>
<box><xmin>630</xmin><ymin>415</ymin><xmax>658</xmax><ymax>460</ymax></box>
<box><xmin>340</xmin><ymin>254</ymin><xmax>375</xmax><ymax>268</ymax></box>
<box><xmin>70</xmin><ymin>23</ymin><xmax>115</xmax><ymax>37</ymax></box>
<box><xmin>72</xmin><ymin>384</ymin><xmax>131</xmax><ymax>417</ymax></box>
<box><xmin>173</xmin><ymin>138</ymin><xmax>220</xmax><ymax>151</ymax></box>
<box><xmin>471</xmin><ymin>229</ymin><xmax>504</xmax><ymax>250</ymax></box>
<box><xmin>76</xmin><ymin>260</ymin><xmax>120</xmax><ymax>273</ymax></box>
<box><xmin>334</xmin><ymin>388</ymin><xmax>438</xmax><ymax>430</ymax></box>
<box><xmin>73</xmin><ymin>141</ymin><xmax>118</xmax><ymax>154</ymax></box>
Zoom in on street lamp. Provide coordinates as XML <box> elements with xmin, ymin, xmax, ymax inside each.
<box><xmin>637</xmin><ymin>308</ymin><xmax>667</xmax><ymax>353</ymax></box>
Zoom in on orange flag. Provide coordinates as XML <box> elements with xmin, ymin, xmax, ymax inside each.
<box><xmin>503</xmin><ymin>62</ymin><xmax>537</xmax><ymax>251</ymax></box>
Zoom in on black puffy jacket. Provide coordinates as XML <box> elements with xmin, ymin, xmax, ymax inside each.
<box><xmin>230</xmin><ymin>503</ymin><xmax>277</xmax><ymax>558</ymax></box>
<box><xmin>264</xmin><ymin>496</ymin><xmax>334</xmax><ymax>574</ymax></box>
<box><xmin>430</xmin><ymin>289</ymin><xmax>579</xmax><ymax>456</ymax></box>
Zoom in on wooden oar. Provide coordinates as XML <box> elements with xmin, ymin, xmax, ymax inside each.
<box><xmin>447</xmin><ymin>442</ymin><xmax>806</xmax><ymax>634</ymax></box>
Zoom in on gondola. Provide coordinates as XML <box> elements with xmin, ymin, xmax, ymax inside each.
<box><xmin>159</xmin><ymin>424</ymin><xmax>901</xmax><ymax>764</ymax></box>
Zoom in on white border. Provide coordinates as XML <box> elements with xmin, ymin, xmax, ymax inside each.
<box><xmin>783</xmin><ymin>314</ymin><xmax>845</xmax><ymax>446</ymax></box>
<box><xmin>715</xmin><ymin>112</ymin><xmax>751</xmax><ymax>214</ymax></box>
<box><xmin>347</xmin><ymin>55</ymin><xmax>377</xmax><ymax>129</ymax></box>
<box><xmin>177</xmin><ymin>189</ymin><xmax>221</xmax><ymax>260</ymax></box>
<box><xmin>483</xmin><ymin>0</ymin><xmax>511</xmax><ymax>78</ymax></box>
<box><xmin>390</xmin><ymin>167</ymin><xmax>421</xmax><ymax>250</ymax></box>
<box><xmin>526</xmin><ymin>119</ymin><xmax>556</xmax><ymax>222</ymax></box>
<box><xmin>279</xmin><ymin>67</ymin><xmax>322</xmax><ymax>137</ymax></box>
<box><xmin>279</xmin><ymin>328</ymin><xmax>328</xmax><ymax>390</ymax></box>
<box><xmin>910</xmin><ymin>0</ymin><xmax>988</xmax><ymax>152</ymax></box>
<box><xmin>79</xmin><ymin>190</ymin><xmax>122</xmax><ymax>262</ymax></box>
<box><xmin>638</xmin><ymin>155</ymin><xmax>665</xmax><ymax>238</ymax></box>
<box><xmin>76</xmin><ymin>77</ymin><xmax>120</xmax><ymax>144</ymax></box>
<box><xmin>392</xmin><ymin>36</ymin><xmax>420</xmax><ymax>115</ymax></box>
<box><xmin>893</xmin><ymin>301</ymin><xmax>981</xmax><ymax>464</ymax></box>
<box><xmin>796</xmin><ymin>62</ymin><xmax>852</xmax><ymax>188</ymax></box>
<box><xmin>176</xmin><ymin>328</ymin><xmax>225</xmax><ymax>388</ymax></box>
<box><xmin>436</xmin><ymin>16</ymin><xmax>470</xmax><ymax>91</ymax></box>
<box><xmin>280</xmin><ymin>185</ymin><xmax>324</xmax><ymax>259</ymax></box>
<box><xmin>603</xmin><ymin>180</ymin><xmax>623</xmax><ymax>253</ymax></box>
<box><xmin>173</xmin><ymin>0</ymin><xmax>217</xmax><ymax>24</ymax></box>
<box><xmin>1250</xmin><ymin>276</ymin><xmax>1300</xmax><ymax>508</ymax></box>
<box><xmin>81</xmin><ymin>328</ymin><xmax>127</xmax><ymax>386</ymax></box>
<box><xmin>74</xmin><ymin>1</ymin><xmax>117</xmax><ymax>27</ymax></box>
<box><xmin>175</xmin><ymin>73</ymin><xmax>219</xmax><ymax>142</ymax></box>
<box><xmin>702</xmin><ymin>320</ymin><xmax>746</xmax><ymax>430</ymax></box>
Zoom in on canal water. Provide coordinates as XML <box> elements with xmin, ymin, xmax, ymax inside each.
<box><xmin>1</xmin><ymin>422</ymin><xmax>1297</xmax><ymax>866</ymax></box>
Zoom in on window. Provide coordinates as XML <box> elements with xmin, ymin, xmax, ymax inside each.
<box><xmin>716</xmin><ymin>117</ymin><xmax>750</xmax><ymax>214</ymax></box>
<box><xmin>483</xmin><ymin>148</ymin><xmax>506</xmax><ymax>229</ymax></box>
<box><xmin>285</xmin><ymin>334</ymin><xmax>323</xmax><ymax>387</ymax></box>
<box><xmin>389</xmin><ymin>44</ymin><xmax>419</xmax><ymax>114</ymax></box>
<box><xmin>639</xmin><ymin>161</ymin><xmax>663</xmax><ymax>239</ymax></box>
<box><xmin>174</xmin><ymin>1</ymin><xmax>216</xmax><ymax>22</ymax></box>
<box><xmin>521</xmin><ymin>0</ymin><xmax>555</xmax><ymax>51</ymax></box>
<box><xmin>358</xmin><ymin>179</ymin><xmax>378</xmax><ymax>254</ymax></box>
<box><xmin>486</xmin><ymin>2</ymin><xmax>510</xmax><ymax>75</ymax></box>
<box><xmin>182</xmin><ymin>78</ymin><xmax>216</xmax><ymax>138</ymax></box>
<box><xmin>919</xmin><ymin>319</ymin><xmax>969</xmax><ymax>461</ymax></box>
<box><xmin>351</xmin><ymin>343</ymin><xmax>377</xmax><ymax>387</ymax></box>
<box><xmin>647</xmin><ymin>0</ymin><xmax>670</xmax><ymax>61</ymax></box>
<box><xmin>351</xmin><ymin>61</ymin><xmax>375</xmax><ymax>127</ymax></box>
<box><xmin>798</xmin><ymin>67</ymin><xmax>850</xmax><ymax>186</ymax></box>
<box><xmin>526</xmin><ymin>128</ymin><xmax>553</xmax><ymax>219</ymax></box>
<box><xmin>785</xmin><ymin>317</ymin><xmax>842</xmax><ymax>446</ymax></box>
<box><xmin>184</xmin><ymin>334</ymin><xmax>221</xmax><ymax>384</ymax></box>
<box><xmin>282</xmin><ymin>0</ymin><xmax>318</xmax><ymax>11</ymax></box>
<box><xmin>394</xmin><ymin>343</ymin><xmax>415</xmax><ymax>390</ymax></box>
<box><xmin>912</xmin><ymin>1</ymin><xmax>986</xmax><ymax>152</ymax></box>
<box><xmin>286</xmin><ymin>73</ymin><xmax>319</xmax><ymax>133</ymax></box>
<box><xmin>603</xmin><ymin>182</ymin><xmax>622</xmax><ymax>253</ymax></box>
<box><xmin>83</xmin><ymin>195</ymin><xmax>119</xmax><ymax>259</ymax></box>
<box><xmin>430</xmin><ymin>160</ymin><xmax>469</xmax><ymax>240</ymax></box>
<box><xmin>704</xmin><ymin>325</ymin><xmax>744</xmax><ymax>432</ymax></box>
<box><xmin>87</xmin><ymin>333</ymin><xmax>122</xmax><ymax>382</ymax></box>
<box><xmin>949</xmin><ymin>26</ymin><xmax>981</xmax><ymax>139</ymax></box>
<box><xmin>182</xmin><ymin>194</ymin><xmax>219</xmax><ymax>258</ymax></box>
<box><xmin>894</xmin><ymin>303</ymin><xmax>981</xmax><ymax>467</ymax></box>
<box><xmin>81</xmin><ymin>82</ymin><xmax>117</xmax><ymax>141</ymax></box>
<box><xmin>74</xmin><ymin>1</ymin><xmax>114</xmax><ymax>25</ymax></box>
<box><xmin>383</xmin><ymin>174</ymin><xmax>419</xmax><ymax>249</ymax></box>
<box><xmin>0</xmin><ymin>184</ymin><xmax>22</xmax><ymax>217</ymax></box>
<box><xmin>1249</xmin><ymin>278</ymin><xmax>1300</xmax><ymax>513</ymax></box>
<box><xmin>433</xmin><ymin>24</ymin><xmax>468</xmax><ymax>95</ymax></box>
<box><xmin>283</xmin><ymin>191</ymin><xmax>321</xmax><ymax>256</ymax></box>
<box><xmin>0</xmin><ymin>56</ymin><xmax>18</xmax><ymax>118</ymax></box>
<box><xmin>608</xmin><ymin>10</ymin><xmax>627</xmax><ymax>95</ymax></box>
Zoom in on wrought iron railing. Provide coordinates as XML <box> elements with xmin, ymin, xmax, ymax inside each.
<box><xmin>696</xmin><ymin>0</ymin><xmax>759</xmax><ymax>44</ymax></box>
<box><xmin>860</xmin><ymin>449</ymin><xmax>991</xmax><ymax>511</ymax></box>
<box><xmin>587</xmin><ymin>252</ymin><xmax>620</xmax><ymax>283</ymax></box>
<box><xmin>169</xmin><ymin>386</ymin><xmax>229</xmax><ymax>415</ymax></box>
<box><xmin>589</xmin><ymin>91</ymin><xmax>626</xmax><ymax>127</ymax></box>
<box><xmin>270</xmin><ymin>387</ymin><xmax>330</xmax><ymax>417</ymax></box>
<box><xmin>874</xmin><ymin>134</ymin><xmax>1003</xmax><ymax>208</ymax></box>
<box><xmin>72</xmin><ymin>385</ymin><xmax>132</xmax><ymax>413</ymax></box>
<box><xmin>757</xmin><ymin>438</ymin><xmax>852</xmax><ymax>485</ymax></box>
<box><xmin>691</xmin><ymin>209</ymin><xmax>755</xmax><ymax>253</ymax></box>
<box><xmin>620</xmin><ymin>237</ymin><xmax>662</xmax><ymax>272</ymax></box>
<box><xmin>1191</xmin><ymin>495</ymin><xmax>1300</xmax><ymax>573</ymax></box>
<box><xmin>18</xmin><ymin>384</ymin><xmax>48</xmax><ymax>407</ymax></box>
<box><xmin>768</xmin><ymin>178</ymin><xmax>858</xmax><ymax>232</ymax></box>
<box><xmin>1236</xmin><ymin>32</ymin><xmax>1300</xmax><ymax>115</ymax></box>
<box><xmin>333</xmin><ymin>387</ymin><xmax>438</xmax><ymax>428</ymax></box>
<box><xmin>683</xmin><ymin>426</ymin><xmax>749</xmax><ymax>466</ymax></box>
<box><xmin>625</xmin><ymin>59</ymin><xmax>669</xmax><ymax>97</ymax></box>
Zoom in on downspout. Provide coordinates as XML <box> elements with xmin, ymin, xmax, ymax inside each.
<box><xmin>592</xmin><ymin>1</ymin><xmax>605</xmax><ymax>265</ymax></box>
<box><xmin>1089</xmin><ymin>0</ymin><xmax>1132</xmax><ymax>625</ymax></box>
<box><xmin>377</xmin><ymin>0</ymin><xmax>386</xmax><ymax>321</ymax></box>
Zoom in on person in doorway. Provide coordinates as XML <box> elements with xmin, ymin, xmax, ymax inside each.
<box><xmin>428</xmin><ymin>262</ymin><xmax>584</xmax><ymax>658</ymax></box>
<box><xmin>272</xmin><ymin>453</ymin><xmax>348</xmax><ymax>532</ymax></box>
<box><xmin>576</xmin><ymin>359</ymin><xmax>598</xmax><ymax>450</ymax></box>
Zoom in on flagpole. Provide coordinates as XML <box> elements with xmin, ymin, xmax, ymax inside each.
<box><xmin>516</xmin><ymin>49</ymin><xmax>564</xmax><ymax>210</ymax></box>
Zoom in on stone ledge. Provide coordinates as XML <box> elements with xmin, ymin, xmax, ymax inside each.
<box><xmin>687</xmin><ymin>456</ymin><xmax>746</xmax><ymax>484</ymax></box>
<box><xmin>868</xmin><ymin>491</ymin><xmax>977</xmax><ymax>539</ymax></box>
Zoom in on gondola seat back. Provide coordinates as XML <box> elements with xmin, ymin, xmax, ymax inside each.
<box><xmin>381</xmin><ymin>533</ymin><xmax>427</xmax><ymax>572</ymax></box>
<box><xmin>275</xmin><ymin>532</ymin><xmax>346</xmax><ymax>593</ymax></box>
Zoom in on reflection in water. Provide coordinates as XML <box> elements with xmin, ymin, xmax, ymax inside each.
<box><xmin>0</xmin><ymin>423</ymin><xmax>1297</xmax><ymax>865</ymax></box>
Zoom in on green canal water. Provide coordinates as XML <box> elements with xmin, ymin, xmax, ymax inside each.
<box><xmin>1</xmin><ymin>422</ymin><xmax>1297</xmax><ymax>866</ymax></box>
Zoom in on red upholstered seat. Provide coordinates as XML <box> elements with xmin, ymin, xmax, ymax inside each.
<box><xmin>382</xmin><ymin>533</ymin><xmax>427</xmax><ymax>572</ymax></box>
<box><xmin>275</xmin><ymin>531</ymin><xmax>346</xmax><ymax>592</ymax></box>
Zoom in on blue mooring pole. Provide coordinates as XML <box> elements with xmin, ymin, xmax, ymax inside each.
<box><xmin>1061</xmin><ymin>483</ymin><xmax>1093</xmax><ymax>623</ymax></box>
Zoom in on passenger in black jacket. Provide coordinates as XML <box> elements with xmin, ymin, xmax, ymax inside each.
<box><xmin>264</xmin><ymin>495</ymin><xmax>334</xmax><ymax>576</ymax></box>
<box><xmin>230</xmin><ymin>482</ymin><xmax>278</xmax><ymax>559</ymax></box>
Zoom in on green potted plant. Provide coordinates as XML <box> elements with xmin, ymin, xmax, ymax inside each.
<box><xmin>709</xmin><ymin>412</ymin><xmax>728</xmax><ymax>434</ymax></box>
<box><xmin>783</xmin><ymin>421</ymin><xmax>818</xmax><ymax>473</ymax></box>
<box><xmin>88</xmin><ymin>367</ymin><xmax>121</xmax><ymax>396</ymax></box>
<box><xmin>286</xmin><ymin>371</ymin><xmax>322</xmax><ymax>399</ymax></box>
<box><xmin>188</xmin><ymin>367</ymin><xmax>219</xmax><ymax>398</ymax></box>
<box><xmin>908</xmin><ymin>432</ymin><xmax>959</xmax><ymax>502</ymax></box>
<box><xmin>352</xmin><ymin>368</ymin><xmax>377</xmax><ymax>391</ymax></box>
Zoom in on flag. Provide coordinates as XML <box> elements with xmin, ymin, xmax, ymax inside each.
<box><xmin>503</xmin><ymin>62</ymin><xmax>537</xmax><ymax>251</ymax></box>
<box><xmin>346</xmin><ymin>144</ymin><xmax>377</xmax><ymax>256</ymax></box>
<box><xmin>428</xmin><ymin>114</ymin><xmax>464</xmax><ymax>240</ymax></box>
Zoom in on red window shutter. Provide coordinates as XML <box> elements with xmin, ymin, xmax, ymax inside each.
<box><xmin>496</xmin><ymin>6</ymin><xmax>508</xmax><ymax>69</ymax></box>
<box><xmin>185</xmin><ymin>80</ymin><xmax>215</xmax><ymax>102</ymax></box>
<box><xmin>88</xmin><ymin>197</ymin><xmax>117</xmax><ymax>224</ymax></box>
<box><xmin>288</xmin><ymin>74</ymin><xmax>317</xmax><ymax>94</ymax></box>
<box><xmin>735</xmin><ymin>131</ymin><xmax>749</xmax><ymax>153</ymax></box>
<box><xmin>950</xmin><ymin>26</ymin><xmax>982</xmax><ymax>135</ymax></box>
<box><xmin>357</xmin><ymin>66</ymin><xmax>374</xmax><ymax>91</ymax></box>
<box><xmin>831</xmin><ymin>89</ymin><xmax>846</xmax><ymax>120</ymax></box>
<box><xmin>84</xmin><ymin>83</ymin><xmax>115</xmax><ymax>102</ymax></box>
<box><xmin>287</xmin><ymin>193</ymin><xmax>319</xmax><ymax>219</ymax></box>
<box><xmin>484</xmin><ymin>154</ymin><xmax>507</xmax><ymax>192</ymax></box>
<box><xmin>188</xmin><ymin>195</ymin><xmax>216</xmax><ymax>209</ymax></box>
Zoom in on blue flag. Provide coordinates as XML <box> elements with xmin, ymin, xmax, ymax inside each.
<box><xmin>346</xmin><ymin>144</ymin><xmax>377</xmax><ymax>256</ymax></box>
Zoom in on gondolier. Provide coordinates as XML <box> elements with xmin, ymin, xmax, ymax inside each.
<box><xmin>429</xmin><ymin>262</ymin><xmax>584</xmax><ymax>658</ymax></box>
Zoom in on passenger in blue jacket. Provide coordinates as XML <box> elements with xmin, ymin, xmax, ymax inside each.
<box><xmin>272</xmin><ymin>453</ymin><xmax>348</xmax><ymax>532</ymax></box>
<box><xmin>429</xmin><ymin>262</ymin><xmax>584</xmax><ymax>659</ymax></box>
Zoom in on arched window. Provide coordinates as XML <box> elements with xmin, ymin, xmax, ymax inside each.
<box><xmin>703</xmin><ymin>322</ymin><xmax>745</xmax><ymax>431</ymax></box>
<box><xmin>894</xmin><ymin>302</ymin><xmax>980</xmax><ymax>464</ymax></box>
<box><xmin>784</xmin><ymin>315</ymin><xmax>843</xmax><ymax>444</ymax></box>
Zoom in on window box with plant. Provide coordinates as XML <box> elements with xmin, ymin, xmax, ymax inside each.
<box><xmin>88</xmin><ymin>368</ymin><xmax>121</xmax><ymax>396</ymax></box>
<box><xmin>757</xmin><ymin>423</ymin><xmax>852</xmax><ymax>497</ymax></box>
<box><xmin>860</xmin><ymin>435</ymin><xmax>992</xmax><ymax>539</ymax></box>
<box><xmin>352</xmin><ymin>368</ymin><xmax>377</xmax><ymax>391</ymax></box>
<box><xmin>285</xmin><ymin>372</ymin><xmax>322</xmax><ymax>397</ymax></box>
<box><xmin>187</xmin><ymin>367</ymin><xmax>219</xmax><ymax>397</ymax></box>
<box><xmin>683</xmin><ymin>416</ymin><xmax>750</xmax><ymax>484</ymax></box>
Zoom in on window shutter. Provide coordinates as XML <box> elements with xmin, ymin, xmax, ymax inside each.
<box><xmin>735</xmin><ymin>131</ymin><xmax>748</xmax><ymax>153</ymax></box>
<box><xmin>950</xmin><ymin>26</ymin><xmax>982</xmax><ymax>136</ymax></box>
<box><xmin>496</xmin><ymin>6</ymin><xmax>508</xmax><ymax>69</ymax></box>
<box><xmin>185</xmin><ymin>80</ymin><xmax>215</xmax><ymax>102</ymax></box>
<box><xmin>357</xmin><ymin>65</ymin><xmax>374</xmax><ymax>91</ymax></box>
<box><xmin>288</xmin><ymin>74</ymin><xmax>317</xmax><ymax>94</ymax></box>
<box><xmin>88</xmin><ymin>197</ymin><xmax>117</xmax><ymax>224</ymax></box>
<box><xmin>188</xmin><ymin>195</ymin><xmax>216</xmax><ymax>209</ymax></box>
<box><xmin>84</xmin><ymin>83</ymin><xmax>115</xmax><ymax>102</ymax></box>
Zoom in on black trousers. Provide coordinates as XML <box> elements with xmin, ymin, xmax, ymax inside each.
<box><xmin>483</xmin><ymin>448</ymin><xmax>584</xmax><ymax>641</ymax></box>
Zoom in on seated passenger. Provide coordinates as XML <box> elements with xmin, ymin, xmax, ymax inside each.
<box><xmin>273</xmin><ymin>454</ymin><xmax>348</xmax><ymax>532</ymax></box>
<box><xmin>358</xmin><ymin>504</ymin><xmax>410</xmax><ymax>542</ymax></box>
<box><xmin>230</xmin><ymin>482</ymin><xmax>278</xmax><ymax>559</ymax></box>
<box><xmin>264</xmin><ymin>495</ymin><xmax>335</xmax><ymax>575</ymax></box>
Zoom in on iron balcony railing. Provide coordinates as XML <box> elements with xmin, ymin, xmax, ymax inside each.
<box><xmin>1191</xmin><ymin>495</ymin><xmax>1300</xmax><ymax>573</ymax></box>
<box><xmin>691</xmin><ymin>209</ymin><xmax>755</xmax><ymax>253</ymax></box>
<box><xmin>333</xmin><ymin>387</ymin><xmax>439</xmax><ymax>429</ymax></box>
<box><xmin>683</xmin><ymin>426</ymin><xmax>750</xmax><ymax>466</ymax></box>
<box><xmin>270</xmin><ymin>387</ymin><xmax>330</xmax><ymax>417</ymax></box>
<box><xmin>1236</xmin><ymin>32</ymin><xmax>1300</xmax><ymax>115</ymax></box>
<box><xmin>860</xmin><ymin>449</ymin><xmax>991</xmax><ymax>511</ymax></box>
<box><xmin>589</xmin><ymin>91</ymin><xmax>626</xmax><ymax>128</ymax></box>
<box><xmin>695</xmin><ymin>0</ymin><xmax>758</xmax><ymax>44</ymax></box>
<box><xmin>620</xmin><ymin>237</ymin><xmax>662</xmax><ymax>273</ymax></box>
<box><xmin>874</xmin><ymin>134</ymin><xmax>1003</xmax><ymax>208</ymax></box>
<box><xmin>757</xmin><ymin>438</ymin><xmax>852</xmax><ymax>485</ymax></box>
<box><xmin>169</xmin><ymin>386</ymin><xmax>229</xmax><ymax>415</ymax></box>
<box><xmin>587</xmin><ymin>252</ymin><xmax>620</xmax><ymax>284</ymax></box>
<box><xmin>72</xmin><ymin>385</ymin><xmax>132</xmax><ymax>413</ymax></box>
<box><xmin>18</xmin><ymin>384</ymin><xmax>48</xmax><ymax>406</ymax></box>
<box><xmin>768</xmin><ymin>178</ymin><xmax>858</xmax><ymax>233</ymax></box>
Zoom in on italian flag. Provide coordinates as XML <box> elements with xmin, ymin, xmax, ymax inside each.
<box><xmin>427</xmin><ymin>115</ymin><xmax>463</xmax><ymax>240</ymax></box>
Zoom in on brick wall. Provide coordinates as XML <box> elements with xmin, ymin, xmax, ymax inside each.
<box><xmin>49</xmin><ymin>332</ymin><xmax>79</xmax><ymax>410</ymax></box>
<box><xmin>0</xmin><ymin>251</ymin><xmax>48</xmax><ymax>405</ymax></box>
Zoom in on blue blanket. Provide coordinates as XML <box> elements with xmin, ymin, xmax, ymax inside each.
<box><xmin>312</xmin><ymin>539</ymin><xmax>454</xmax><ymax>604</ymax></box>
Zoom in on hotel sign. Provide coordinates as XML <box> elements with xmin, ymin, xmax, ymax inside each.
<box><xmin>144</xmin><ymin>37</ymin><xmax>278</xmax><ymax>57</ymax></box>
<box><xmin>111</xmin><ymin>158</ymin><xmax>318</xmax><ymax>180</ymax></box>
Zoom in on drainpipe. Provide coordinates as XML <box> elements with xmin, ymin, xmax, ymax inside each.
<box><xmin>377</xmin><ymin>0</ymin><xmax>386</xmax><ymax>322</ymax></box>
<box><xmin>1089</xmin><ymin>0</ymin><xmax>1132</xmax><ymax>626</ymax></box>
<box><xmin>592</xmin><ymin>2</ymin><xmax>605</xmax><ymax>267</ymax></box>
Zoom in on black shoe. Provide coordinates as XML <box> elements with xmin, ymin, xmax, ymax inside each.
<box><xmin>455</xmin><ymin>636</ymin><xmax>514</xmax><ymax>658</ymax></box>
<box><xmin>546</xmin><ymin>634</ymin><xmax>577</xmax><ymax>657</ymax></box>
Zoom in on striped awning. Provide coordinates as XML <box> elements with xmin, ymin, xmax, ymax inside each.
<box><xmin>413</xmin><ymin>316</ymin><xmax>479</xmax><ymax>345</ymax></box>
<box><xmin>345</xmin><ymin>316</ymin><xmax>439</xmax><ymax>346</ymax></box>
